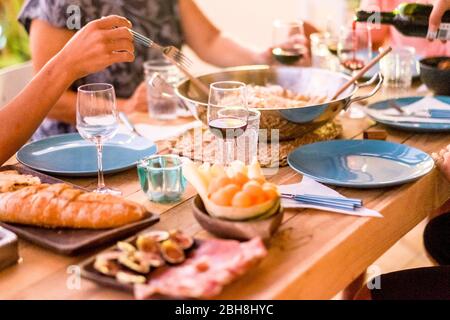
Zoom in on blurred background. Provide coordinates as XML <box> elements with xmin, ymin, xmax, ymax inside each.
<box><xmin>0</xmin><ymin>0</ymin><xmax>360</xmax><ymax>70</ymax></box>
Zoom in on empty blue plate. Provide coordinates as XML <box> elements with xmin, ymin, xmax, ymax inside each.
<box><xmin>366</xmin><ymin>96</ymin><xmax>450</xmax><ymax>132</ymax></box>
<box><xmin>17</xmin><ymin>133</ymin><xmax>157</xmax><ymax>177</ymax></box>
<box><xmin>287</xmin><ymin>140</ymin><xmax>434</xmax><ymax>188</ymax></box>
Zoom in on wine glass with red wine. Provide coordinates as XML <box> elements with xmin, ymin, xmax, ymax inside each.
<box><xmin>337</xmin><ymin>23</ymin><xmax>373</xmax><ymax>74</ymax></box>
<box><xmin>337</xmin><ymin>23</ymin><xmax>373</xmax><ymax>118</ymax></box>
<box><xmin>272</xmin><ymin>20</ymin><xmax>306</xmax><ymax>65</ymax></box>
<box><xmin>208</xmin><ymin>81</ymin><xmax>249</xmax><ymax>165</ymax></box>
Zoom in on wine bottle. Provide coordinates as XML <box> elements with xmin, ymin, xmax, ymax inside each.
<box><xmin>355</xmin><ymin>3</ymin><xmax>450</xmax><ymax>40</ymax></box>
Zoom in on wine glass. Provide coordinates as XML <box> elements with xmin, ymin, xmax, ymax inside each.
<box><xmin>272</xmin><ymin>19</ymin><xmax>306</xmax><ymax>65</ymax></box>
<box><xmin>208</xmin><ymin>81</ymin><xmax>249</xmax><ymax>165</ymax></box>
<box><xmin>76</xmin><ymin>83</ymin><xmax>121</xmax><ymax>195</ymax></box>
<box><xmin>337</xmin><ymin>23</ymin><xmax>373</xmax><ymax>118</ymax></box>
<box><xmin>337</xmin><ymin>23</ymin><xmax>373</xmax><ymax>74</ymax></box>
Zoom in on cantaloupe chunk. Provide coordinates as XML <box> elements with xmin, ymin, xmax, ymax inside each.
<box><xmin>182</xmin><ymin>159</ymin><xmax>279</xmax><ymax>221</ymax></box>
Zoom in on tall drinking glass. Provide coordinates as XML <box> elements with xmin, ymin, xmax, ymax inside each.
<box><xmin>76</xmin><ymin>83</ymin><xmax>120</xmax><ymax>195</ymax></box>
<box><xmin>380</xmin><ymin>47</ymin><xmax>416</xmax><ymax>98</ymax></box>
<box><xmin>207</xmin><ymin>81</ymin><xmax>249</xmax><ymax>166</ymax></box>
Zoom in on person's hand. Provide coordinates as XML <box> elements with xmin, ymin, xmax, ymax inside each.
<box><xmin>56</xmin><ymin>15</ymin><xmax>135</xmax><ymax>80</ymax></box>
<box><xmin>432</xmin><ymin>145</ymin><xmax>450</xmax><ymax>182</ymax></box>
<box><xmin>119</xmin><ymin>82</ymin><xmax>148</xmax><ymax>113</ymax></box>
<box><xmin>428</xmin><ymin>0</ymin><xmax>450</xmax><ymax>40</ymax></box>
<box><xmin>259</xmin><ymin>34</ymin><xmax>311</xmax><ymax>67</ymax></box>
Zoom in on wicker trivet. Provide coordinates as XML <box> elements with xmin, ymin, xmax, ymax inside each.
<box><xmin>167</xmin><ymin>121</ymin><xmax>342</xmax><ymax>168</ymax></box>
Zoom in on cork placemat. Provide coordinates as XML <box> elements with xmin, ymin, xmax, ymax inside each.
<box><xmin>165</xmin><ymin>121</ymin><xmax>342</xmax><ymax>168</ymax></box>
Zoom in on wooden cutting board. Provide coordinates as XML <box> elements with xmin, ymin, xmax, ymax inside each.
<box><xmin>0</xmin><ymin>165</ymin><xmax>159</xmax><ymax>256</ymax></box>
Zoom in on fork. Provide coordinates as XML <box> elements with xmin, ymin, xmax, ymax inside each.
<box><xmin>129</xmin><ymin>29</ymin><xmax>192</xmax><ymax>68</ymax></box>
<box><xmin>130</xmin><ymin>29</ymin><xmax>209</xmax><ymax>96</ymax></box>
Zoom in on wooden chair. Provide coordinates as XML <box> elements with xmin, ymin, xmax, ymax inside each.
<box><xmin>0</xmin><ymin>61</ymin><xmax>33</xmax><ymax>108</ymax></box>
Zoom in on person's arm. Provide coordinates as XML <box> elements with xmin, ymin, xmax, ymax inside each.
<box><xmin>179</xmin><ymin>0</ymin><xmax>316</xmax><ymax>67</ymax></box>
<box><xmin>0</xmin><ymin>16</ymin><xmax>134</xmax><ymax>165</ymax></box>
<box><xmin>29</xmin><ymin>19</ymin><xmax>144</xmax><ymax>125</ymax></box>
<box><xmin>432</xmin><ymin>145</ymin><xmax>450</xmax><ymax>182</ymax></box>
<box><xmin>429</xmin><ymin>0</ymin><xmax>450</xmax><ymax>38</ymax></box>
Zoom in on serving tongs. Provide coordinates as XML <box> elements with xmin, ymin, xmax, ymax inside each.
<box><xmin>332</xmin><ymin>47</ymin><xmax>393</xmax><ymax>100</ymax></box>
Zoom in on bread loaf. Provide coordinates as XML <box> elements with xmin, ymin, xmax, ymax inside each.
<box><xmin>0</xmin><ymin>183</ymin><xmax>148</xmax><ymax>229</ymax></box>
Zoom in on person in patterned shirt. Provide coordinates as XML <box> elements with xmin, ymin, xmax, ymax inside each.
<box><xmin>0</xmin><ymin>15</ymin><xmax>134</xmax><ymax>164</ymax></box>
<box><xmin>18</xmin><ymin>0</ymin><xmax>317</xmax><ymax>140</ymax></box>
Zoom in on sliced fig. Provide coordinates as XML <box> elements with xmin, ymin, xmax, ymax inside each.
<box><xmin>136</xmin><ymin>234</ymin><xmax>159</xmax><ymax>253</ymax></box>
<box><xmin>117</xmin><ymin>241</ymin><xmax>137</xmax><ymax>254</ymax></box>
<box><xmin>94</xmin><ymin>251</ymin><xmax>121</xmax><ymax>276</ymax></box>
<box><xmin>169</xmin><ymin>230</ymin><xmax>194</xmax><ymax>250</ymax></box>
<box><xmin>115</xmin><ymin>271</ymin><xmax>147</xmax><ymax>285</ymax></box>
<box><xmin>160</xmin><ymin>239</ymin><xmax>185</xmax><ymax>264</ymax></box>
<box><xmin>118</xmin><ymin>253</ymin><xmax>150</xmax><ymax>274</ymax></box>
<box><xmin>134</xmin><ymin>251</ymin><xmax>165</xmax><ymax>268</ymax></box>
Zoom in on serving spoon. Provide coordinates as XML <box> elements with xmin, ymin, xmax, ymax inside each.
<box><xmin>332</xmin><ymin>46</ymin><xmax>393</xmax><ymax>100</ymax></box>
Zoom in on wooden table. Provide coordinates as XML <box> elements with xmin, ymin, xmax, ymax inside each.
<box><xmin>1</xmin><ymin>89</ymin><xmax>449</xmax><ymax>300</ymax></box>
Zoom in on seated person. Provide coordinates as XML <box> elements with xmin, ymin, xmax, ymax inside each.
<box><xmin>0</xmin><ymin>16</ymin><xmax>134</xmax><ymax>165</ymax></box>
<box><xmin>352</xmin><ymin>144</ymin><xmax>450</xmax><ymax>300</ymax></box>
<box><xmin>18</xmin><ymin>0</ymin><xmax>317</xmax><ymax>139</ymax></box>
<box><xmin>360</xmin><ymin>0</ymin><xmax>450</xmax><ymax>56</ymax></box>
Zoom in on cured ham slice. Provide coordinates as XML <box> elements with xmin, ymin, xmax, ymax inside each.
<box><xmin>134</xmin><ymin>237</ymin><xmax>267</xmax><ymax>299</ymax></box>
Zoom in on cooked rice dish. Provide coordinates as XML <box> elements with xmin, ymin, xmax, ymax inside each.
<box><xmin>247</xmin><ymin>84</ymin><xmax>327</xmax><ymax>109</ymax></box>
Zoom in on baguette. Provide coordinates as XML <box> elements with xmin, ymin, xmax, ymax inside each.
<box><xmin>0</xmin><ymin>183</ymin><xmax>148</xmax><ymax>229</ymax></box>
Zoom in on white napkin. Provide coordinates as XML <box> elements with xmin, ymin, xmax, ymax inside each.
<box><xmin>279</xmin><ymin>176</ymin><xmax>382</xmax><ymax>218</ymax></box>
<box><xmin>118</xmin><ymin>121</ymin><xmax>202</xmax><ymax>142</ymax></box>
<box><xmin>366</xmin><ymin>97</ymin><xmax>450</xmax><ymax>124</ymax></box>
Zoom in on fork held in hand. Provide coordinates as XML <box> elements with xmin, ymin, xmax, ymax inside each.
<box><xmin>130</xmin><ymin>29</ymin><xmax>209</xmax><ymax>96</ymax></box>
<box><xmin>129</xmin><ymin>29</ymin><xmax>192</xmax><ymax>68</ymax></box>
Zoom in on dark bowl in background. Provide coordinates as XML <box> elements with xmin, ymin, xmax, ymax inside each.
<box><xmin>419</xmin><ymin>57</ymin><xmax>450</xmax><ymax>96</ymax></box>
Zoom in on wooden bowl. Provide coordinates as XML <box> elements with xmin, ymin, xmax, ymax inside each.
<box><xmin>192</xmin><ymin>195</ymin><xmax>283</xmax><ymax>241</ymax></box>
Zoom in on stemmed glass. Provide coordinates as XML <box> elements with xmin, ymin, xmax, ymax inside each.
<box><xmin>337</xmin><ymin>24</ymin><xmax>373</xmax><ymax>74</ymax></box>
<box><xmin>76</xmin><ymin>83</ymin><xmax>121</xmax><ymax>195</ymax></box>
<box><xmin>337</xmin><ymin>23</ymin><xmax>373</xmax><ymax>118</ymax></box>
<box><xmin>207</xmin><ymin>81</ymin><xmax>249</xmax><ymax>165</ymax></box>
<box><xmin>272</xmin><ymin>19</ymin><xmax>306</xmax><ymax>65</ymax></box>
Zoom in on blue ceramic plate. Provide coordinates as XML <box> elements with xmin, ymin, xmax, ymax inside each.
<box><xmin>17</xmin><ymin>133</ymin><xmax>157</xmax><ymax>177</ymax></box>
<box><xmin>287</xmin><ymin>140</ymin><xmax>434</xmax><ymax>188</ymax></box>
<box><xmin>367</xmin><ymin>96</ymin><xmax>450</xmax><ymax>132</ymax></box>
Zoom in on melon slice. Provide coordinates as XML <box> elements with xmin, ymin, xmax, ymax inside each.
<box><xmin>182</xmin><ymin>160</ymin><xmax>279</xmax><ymax>221</ymax></box>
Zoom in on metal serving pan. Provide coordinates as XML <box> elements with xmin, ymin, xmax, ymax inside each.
<box><xmin>176</xmin><ymin>65</ymin><xmax>383</xmax><ymax>141</ymax></box>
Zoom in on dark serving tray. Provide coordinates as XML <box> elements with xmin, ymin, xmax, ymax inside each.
<box><xmin>80</xmin><ymin>237</ymin><xmax>201</xmax><ymax>297</ymax></box>
<box><xmin>0</xmin><ymin>227</ymin><xmax>19</xmax><ymax>271</ymax></box>
<box><xmin>0</xmin><ymin>164</ymin><xmax>159</xmax><ymax>256</ymax></box>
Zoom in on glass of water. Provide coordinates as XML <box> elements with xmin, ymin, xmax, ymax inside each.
<box><xmin>144</xmin><ymin>58</ymin><xmax>182</xmax><ymax>120</ymax></box>
<box><xmin>76</xmin><ymin>83</ymin><xmax>120</xmax><ymax>195</ymax></box>
<box><xmin>236</xmin><ymin>109</ymin><xmax>260</xmax><ymax>165</ymax></box>
<box><xmin>137</xmin><ymin>155</ymin><xmax>186</xmax><ymax>203</ymax></box>
<box><xmin>380</xmin><ymin>47</ymin><xmax>416</xmax><ymax>91</ymax></box>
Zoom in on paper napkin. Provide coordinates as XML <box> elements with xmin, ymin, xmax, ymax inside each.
<box><xmin>366</xmin><ymin>97</ymin><xmax>450</xmax><ymax>124</ymax></box>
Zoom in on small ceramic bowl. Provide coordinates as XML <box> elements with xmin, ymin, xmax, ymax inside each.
<box><xmin>192</xmin><ymin>195</ymin><xmax>283</xmax><ymax>241</ymax></box>
<box><xmin>419</xmin><ymin>57</ymin><xmax>450</xmax><ymax>95</ymax></box>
